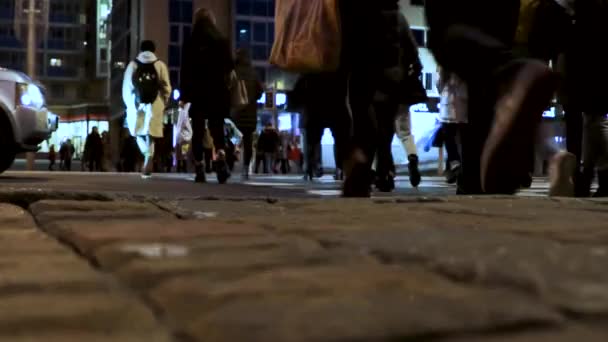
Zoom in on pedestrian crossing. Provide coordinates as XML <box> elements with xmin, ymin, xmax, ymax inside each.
<box><xmin>240</xmin><ymin>175</ymin><xmax>595</xmax><ymax>198</ymax></box>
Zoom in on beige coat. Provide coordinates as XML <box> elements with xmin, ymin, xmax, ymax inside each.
<box><xmin>122</xmin><ymin>52</ymin><xmax>172</xmax><ymax>138</ymax></box>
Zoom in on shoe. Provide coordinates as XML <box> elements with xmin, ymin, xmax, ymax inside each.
<box><xmin>481</xmin><ymin>60</ymin><xmax>557</xmax><ymax>194</ymax></box>
<box><xmin>141</xmin><ymin>173</ymin><xmax>152</xmax><ymax>180</ymax></box>
<box><xmin>194</xmin><ymin>164</ymin><xmax>206</xmax><ymax>183</ymax></box>
<box><xmin>242</xmin><ymin>164</ymin><xmax>250</xmax><ymax>181</ymax></box>
<box><xmin>520</xmin><ymin>173</ymin><xmax>533</xmax><ymax>189</ymax></box>
<box><xmin>215</xmin><ymin>151</ymin><xmax>231</xmax><ymax>184</ymax></box>
<box><xmin>594</xmin><ymin>170</ymin><xmax>608</xmax><ymax>198</ymax></box>
<box><xmin>375</xmin><ymin>172</ymin><xmax>396</xmax><ymax>192</ymax></box>
<box><xmin>548</xmin><ymin>151</ymin><xmax>576</xmax><ymax>197</ymax></box>
<box><xmin>408</xmin><ymin>154</ymin><xmax>421</xmax><ymax>188</ymax></box>
<box><xmin>575</xmin><ymin>169</ymin><xmax>593</xmax><ymax>198</ymax></box>
<box><xmin>342</xmin><ymin>149</ymin><xmax>372</xmax><ymax>198</ymax></box>
<box><xmin>445</xmin><ymin>167</ymin><xmax>461</xmax><ymax>185</ymax></box>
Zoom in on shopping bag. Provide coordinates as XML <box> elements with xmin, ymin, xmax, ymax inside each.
<box><xmin>229</xmin><ymin>70</ymin><xmax>249</xmax><ymax>111</ymax></box>
<box><xmin>176</xmin><ymin>103</ymin><xmax>193</xmax><ymax>144</ymax></box>
<box><xmin>270</xmin><ymin>0</ymin><xmax>341</xmax><ymax>73</ymax></box>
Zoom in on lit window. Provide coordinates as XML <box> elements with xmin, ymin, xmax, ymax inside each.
<box><xmin>50</xmin><ymin>58</ymin><xmax>63</xmax><ymax>67</ymax></box>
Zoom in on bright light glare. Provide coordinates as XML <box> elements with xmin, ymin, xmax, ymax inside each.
<box><xmin>173</xmin><ymin>89</ymin><xmax>181</xmax><ymax>101</ymax></box>
<box><xmin>20</xmin><ymin>84</ymin><xmax>44</xmax><ymax>108</ymax></box>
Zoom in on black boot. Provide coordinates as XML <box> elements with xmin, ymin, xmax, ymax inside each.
<box><xmin>408</xmin><ymin>154</ymin><xmax>421</xmax><ymax>188</ymax></box>
<box><xmin>215</xmin><ymin>150</ymin><xmax>231</xmax><ymax>184</ymax></box>
<box><xmin>594</xmin><ymin>170</ymin><xmax>608</xmax><ymax>197</ymax></box>
<box><xmin>195</xmin><ymin>163</ymin><xmax>206</xmax><ymax>183</ymax></box>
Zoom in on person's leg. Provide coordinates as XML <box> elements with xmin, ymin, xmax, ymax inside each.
<box><xmin>208</xmin><ymin>117</ymin><xmax>229</xmax><ymax>183</ymax></box>
<box><xmin>190</xmin><ymin>117</ymin><xmax>206</xmax><ymax>182</ymax></box>
<box><xmin>442</xmin><ymin>123</ymin><xmax>462</xmax><ymax>185</ymax></box>
<box><xmin>373</xmin><ymin>100</ymin><xmax>398</xmax><ymax>192</ymax></box>
<box><xmin>396</xmin><ymin>110</ymin><xmax>422</xmax><ymax>188</ymax></box>
<box><xmin>564</xmin><ymin>107</ymin><xmax>585</xmax><ymax>193</ymax></box>
<box><xmin>592</xmin><ymin>114</ymin><xmax>608</xmax><ymax>197</ymax></box>
<box><xmin>581</xmin><ymin>113</ymin><xmax>599</xmax><ymax>197</ymax></box>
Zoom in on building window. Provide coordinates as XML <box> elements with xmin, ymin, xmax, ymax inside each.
<box><xmin>170</xmin><ymin>25</ymin><xmax>180</xmax><ymax>43</ymax></box>
<box><xmin>253</xmin><ymin>22</ymin><xmax>266</xmax><ymax>42</ymax></box>
<box><xmin>236</xmin><ymin>0</ymin><xmax>252</xmax><ymax>15</ymax></box>
<box><xmin>169</xmin><ymin>45</ymin><xmax>181</xmax><ymax>68</ymax></box>
<box><xmin>411</xmin><ymin>28</ymin><xmax>426</xmax><ymax>47</ymax></box>
<box><xmin>425</xmin><ymin>73</ymin><xmax>433</xmax><ymax>91</ymax></box>
<box><xmin>49</xmin><ymin>58</ymin><xmax>63</xmax><ymax>67</ymax></box>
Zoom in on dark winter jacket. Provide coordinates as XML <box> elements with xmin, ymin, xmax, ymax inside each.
<box><xmin>425</xmin><ymin>0</ymin><xmax>521</xmax><ymax>61</ymax></box>
<box><xmin>180</xmin><ymin>18</ymin><xmax>234</xmax><ymax>120</ymax></box>
<box><xmin>233</xmin><ymin>49</ymin><xmax>263</xmax><ymax>132</ymax></box>
<box><xmin>257</xmin><ymin>128</ymin><xmax>280</xmax><ymax>154</ymax></box>
<box><xmin>562</xmin><ymin>0</ymin><xmax>608</xmax><ymax>113</ymax></box>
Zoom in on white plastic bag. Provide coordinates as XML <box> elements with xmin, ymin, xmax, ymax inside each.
<box><xmin>177</xmin><ymin>103</ymin><xmax>193</xmax><ymax>144</ymax></box>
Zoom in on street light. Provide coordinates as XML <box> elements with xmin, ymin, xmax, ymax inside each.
<box><xmin>14</xmin><ymin>0</ymin><xmax>49</xmax><ymax>170</ymax></box>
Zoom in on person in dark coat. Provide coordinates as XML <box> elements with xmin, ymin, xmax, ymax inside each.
<box><xmin>233</xmin><ymin>48</ymin><xmax>264</xmax><ymax>179</ymax></box>
<box><xmin>424</xmin><ymin>0</ymin><xmax>556</xmax><ymax>195</ymax></box>
<box><xmin>293</xmin><ymin>73</ymin><xmax>351</xmax><ymax>181</ymax></box>
<box><xmin>180</xmin><ymin>8</ymin><xmax>234</xmax><ymax>184</ymax></box>
<box><xmin>373</xmin><ymin>12</ymin><xmax>426</xmax><ymax>192</ymax></box>
<box><xmin>339</xmin><ymin>0</ymin><xmax>403</xmax><ymax>197</ymax></box>
<box><xmin>84</xmin><ymin>126</ymin><xmax>103</xmax><ymax>172</ymax></box>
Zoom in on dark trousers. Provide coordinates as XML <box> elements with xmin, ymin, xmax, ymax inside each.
<box><xmin>240</xmin><ymin>128</ymin><xmax>255</xmax><ymax>167</ymax></box>
<box><xmin>192</xmin><ymin>116</ymin><xmax>225</xmax><ymax>167</ymax></box>
<box><xmin>430</xmin><ymin>25</ymin><xmax>517</xmax><ymax>193</ymax></box>
<box><xmin>203</xmin><ymin>148</ymin><xmax>213</xmax><ymax>172</ymax></box>
<box><xmin>63</xmin><ymin>159</ymin><xmax>72</xmax><ymax>171</ymax></box>
<box><xmin>564</xmin><ymin>107</ymin><xmax>584</xmax><ymax>169</ymax></box>
<box><xmin>443</xmin><ymin>123</ymin><xmax>463</xmax><ymax>167</ymax></box>
<box><xmin>89</xmin><ymin>158</ymin><xmax>102</xmax><ymax>172</ymax></box>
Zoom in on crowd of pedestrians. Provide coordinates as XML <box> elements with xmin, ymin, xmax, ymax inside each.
<box><xmin>64</xmin><ymin>1</ymin><xmax>604</xmax><ymax>200</ymax></box>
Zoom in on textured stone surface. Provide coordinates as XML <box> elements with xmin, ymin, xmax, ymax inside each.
<box><xmin>316</xmin><ymin>226</ymin><xmax>608</xmax><ymax>316</ymax></box>
<box><xmin>22</xmin><ymin>197</ymin><xmax>608</xmax><ymax>341</ymax></box>
<box><xmin>182</xmin><ymin>265</ymin><xmax>561</xmax><ymax>342</ymax></box>
<box><xmin>0</xmin><ymin>203</ymin><xmax>172</xmax><ymax>340</ymax></box>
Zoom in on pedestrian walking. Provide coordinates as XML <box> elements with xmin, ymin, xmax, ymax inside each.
<box><xmin>180</xmin><ymin>8</ymin><xmax>234</xmax><ymax>184</ymax></box>
<box><xmin>257</xmin><ymin>124</ymin><xmax>280</xmax><ymax>174</ymax></box>
<box><xmin>59</xmin><ymin>139</ymin><xmax>75</xmax><ymax>171</ymax></box>
<box><xmin>84</xmin><ymin>126</ymin><xmax>103</xmax><ymax>172</ymax></box>
<box><xmin>233</xmin><ymin>48</ymin><xmax>264</xmax><ymax>180</ymax></box>
<box><xmin>437</xmin><ymin>68</ymin><xmax>468</xmax><ymax>185</ymax></box>
<box><xmin>122</xmin><ymin>40</ymin><xmax>172</xmax><ymax>178</ymax></box>
<box><xmin>373</xmin><ymin>12</ymin><xmax>427</xmax><ymax>192</ymax></box>
<box><xmin>424</xmin><ymin>0</ymin><xmax>557</xmax><ymax>195</ymax></box>
<box><xmin>48</xmin><ymin>145</ymin><xmax>56</xmax><ymax>171</ymax></box>
<box><xmin>202</xmin><ymin>123</ymin><xmax>215</xmax><ymax>174</ymax></box>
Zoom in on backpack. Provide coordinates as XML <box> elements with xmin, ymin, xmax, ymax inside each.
<box><xmin>132</xmin><ymin>60</ymin><xmax>160</xmax><ymax>105</ymax></box>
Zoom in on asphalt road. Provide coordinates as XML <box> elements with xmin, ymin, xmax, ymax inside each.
<box><xmin>0</xmin><ymin>170</ymin><xmax>560</xmax><ymax>200</ymax></box>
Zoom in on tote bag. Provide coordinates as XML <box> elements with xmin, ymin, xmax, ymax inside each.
<box><xmin>270</xmin><ymin>0</ymin><xmax>341</xmax><ymax>73</ymax></box>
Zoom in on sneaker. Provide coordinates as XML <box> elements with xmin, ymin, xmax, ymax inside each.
<box><xmin>408</xmin><ymin>154</ymin><xmax>421</xmax><ymax>188</ymax></box>
<box><xmin>549</xmin><ymin>151</ymin><xmax>576</xmax><ymax>197</ymax></box>
<box><xmin>481</xmin><ymin>60</ymin><xmax>557</xmax><ymax>194</ymax></box>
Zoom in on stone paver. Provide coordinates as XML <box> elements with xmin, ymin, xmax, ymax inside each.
<box><xmin>16</xmin><ymin>197</ymin><xmax>608</xmax><ymax>341</ymax></box>
<box><xmin>0</xmin><ymin>203</ymin><xmax>172</xmax><ymax>341</ymax></box>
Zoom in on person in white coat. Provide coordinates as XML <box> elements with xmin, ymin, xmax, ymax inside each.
<box><xmin>122</xmin><ymin>40</ymin><xmax>172</xmax><ymax>177</ymax></box>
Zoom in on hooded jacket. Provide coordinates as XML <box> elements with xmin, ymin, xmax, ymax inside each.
<box><xmin>122</xmin><ymin>51</ymin><xmax>172</xmax><ymax>138</ymax></box>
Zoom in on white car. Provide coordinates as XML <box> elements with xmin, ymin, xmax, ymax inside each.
<box><xmin>0</xmin><ymin>68</ymin><xmax>58</xmax><ymax>173</ymax></box>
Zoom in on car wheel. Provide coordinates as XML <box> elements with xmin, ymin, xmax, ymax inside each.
<box><xmin>0</xmin><ymin>122</ymin><xmax>16</xmax><ymax>173</ymax></box>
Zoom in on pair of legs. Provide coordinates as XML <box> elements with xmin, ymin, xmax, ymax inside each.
<box><xmin>191</xmin><ymin>115</ymin><xmax>228</xmax><ymax>183</ymax></box>
<box><xmin>136</xmin><ymin>135</ymin><xmax>155</xmax><ymax>176</ymax></box>
<box><xmin>582</xmin><ymin>113</ymin><xmax>608</xmax><ymax>196</ymax></box>
<box><xmin>430</xmin><ymin>23</ymin><xmax>554</xmax><ymax>194</ymax></box>
<box><xmin>240</xmin><ymin>127</ymin><xmax>255</xmax><ymax>176</ymax></box>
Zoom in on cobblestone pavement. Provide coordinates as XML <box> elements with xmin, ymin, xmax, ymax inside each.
<box><xmin>1</xmin><ymin>193</ymin><xmax>608</xmax><ymax>341</ymax></box>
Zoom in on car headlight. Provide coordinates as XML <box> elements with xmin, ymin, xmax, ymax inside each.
<box><xmin>16</xmin><ymin>83</ymin><xmax>45</xmax><ymax>109</ymax></box>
